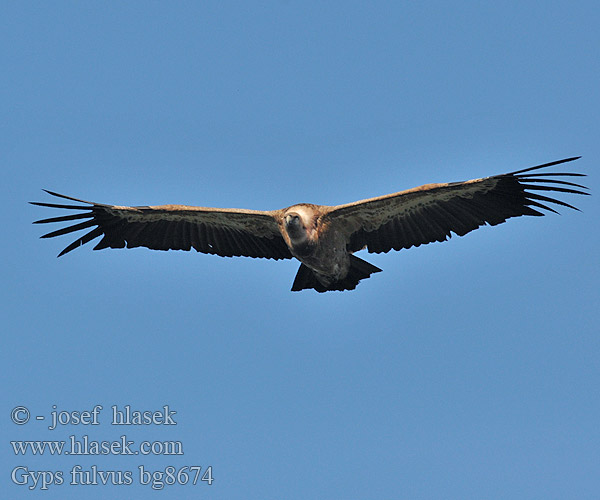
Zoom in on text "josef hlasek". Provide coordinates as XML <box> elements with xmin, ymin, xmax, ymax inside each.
<box><xmin>48</xmin><ymin>405</ymin><xmax>176</xmax><ymax>430</ymax></box>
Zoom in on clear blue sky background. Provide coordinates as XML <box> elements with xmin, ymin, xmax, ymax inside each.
<box><xmin>2</xmin><ymin>2</ymin><xmax>598</xmax><ymax>499</ymax></box>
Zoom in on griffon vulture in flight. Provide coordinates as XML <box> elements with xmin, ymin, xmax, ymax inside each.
<box><xmin>32</xmin><ymin>157</ymin><xmax>588</xmax><ymax>292</ymax></box>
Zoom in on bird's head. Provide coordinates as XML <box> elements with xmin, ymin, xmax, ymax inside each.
<box><xmin>285</xmin><ymin>212</ymin><xmax>301</xmax><ymax>227</ymax></box>
<box><xmin>283</xmin><ymin>205</ymin><xmax>318</xmax><ymax>245</ymax></box>
<box><xmin>284</xmin><ymin>212</ymin><xmax>305</xmax><ymax>238</ymax></box>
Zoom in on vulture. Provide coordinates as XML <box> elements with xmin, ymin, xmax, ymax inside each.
<box><xmin>32</xmin><ymin>157</ymin><xmax>588</xmax><ymax>292</ymax></box>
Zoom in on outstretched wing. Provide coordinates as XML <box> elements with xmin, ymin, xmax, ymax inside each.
<box><xmin>323</xmin><ymin>157</ymin><xmax>589</xmax><ymax>254</ymax></box>
<box><xmin>31</xmin><ymin>191</ymin><xmax>292</xmax><ymax>260</ymax></box>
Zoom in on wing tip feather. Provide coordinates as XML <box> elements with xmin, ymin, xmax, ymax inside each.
<box><xmin>510</xmin><ymin>156</ymin><xmax>583</xmax><ymax>175</ymax></box>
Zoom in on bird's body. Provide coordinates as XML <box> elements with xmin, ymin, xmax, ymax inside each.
<box><xmin>32</xmin><ymin>157</ymin><xmax>589</xmax><ymax>292</ymax></box>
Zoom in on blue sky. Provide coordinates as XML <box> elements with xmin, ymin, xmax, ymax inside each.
<box><xmin>2</xmin><ymin>1</ymin><xmax>599</xmax><ymax>499</ymax></box>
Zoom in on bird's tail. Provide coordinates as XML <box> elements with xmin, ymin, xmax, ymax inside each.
<box><xmin>291</xmin><ymin>255</ymin><xmax>382</xmax><ymax>293</ymax></box>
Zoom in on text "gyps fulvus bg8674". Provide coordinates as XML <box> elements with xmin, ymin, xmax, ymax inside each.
<box><xmin>32</xmin><ymin>157</ymin><xmax>588</xmax><ymax>292</ymax></box>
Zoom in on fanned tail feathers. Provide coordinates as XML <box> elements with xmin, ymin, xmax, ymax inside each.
<box><xmin>291</xmin><ymin>255</ymin><xmax>382</xmax><ymax>293</ymax></box>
